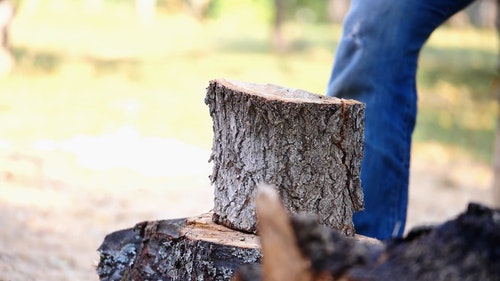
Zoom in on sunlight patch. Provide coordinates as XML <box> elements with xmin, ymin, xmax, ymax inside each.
<box><xmin>32</xmin><ymin>126</ymin><xmax>212</xmax><ymax>177</ymax></box>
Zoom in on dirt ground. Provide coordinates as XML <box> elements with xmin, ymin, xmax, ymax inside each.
<box><xmin>0</xmin><ymin>137</ymin><xmax>494</xmax><ymax>281</ymax></box>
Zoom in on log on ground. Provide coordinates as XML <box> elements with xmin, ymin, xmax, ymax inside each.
<box><xmin>205</xmin><ymin>79</ymin><xmax>365</xmax><ymax>235</ymax></box>
<box><xmin>97</xmin><ymin>213</ymin><xmax>261</xmax><ymax>281</ymax></box>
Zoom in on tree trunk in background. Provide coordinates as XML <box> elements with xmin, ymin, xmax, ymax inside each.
<box><xmin>205</xmin><ymin>79</ymin><xmax>365</xmax><ymax>235</ymax></box>
<box><xmin>136</xmin><ymin>0</ymin><xmax>156</xmax><ymax>26</ymax></box>
<box><xmin>184</xmin><ymin>0</ymin><xmax>211</xmax><ymax>19</ymax></box>
<box><xmin>448</xmin><ymin>0</ymin><xmax>497</xmax><ymax>28</ymax></box>
<box><xmin>0</xmin><ymin>0</ymin><xmax>14</xmax><ymax>75</ymax></box>
<box><xmin>327</xmin><ymin>0</ymin><xmax>350</xmax><ymax>24</ymax></box>
<box><xmin>272</xmin><ymin>0</ymin><xmax>287</xmax><ymax>52</ymax></box>
<box><xmin>493</xmin><ymin>0</ymin><xmax>500</xmax><ymax>208</ymax></box>
<box><xmin>467</xmin><ymin>0</ymin><xmax>497</xmax><ymax>28</ymax></box>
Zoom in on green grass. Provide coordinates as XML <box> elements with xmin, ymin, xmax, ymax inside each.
<box><xmin>416</xmin><ymin>27</ymin><xmax>498</xmax><ymax>162</ymax></box>
<box><xmin>0</xmin><ymin>2</ymin><xmax>497</xmax><ymax>162</ymax></box>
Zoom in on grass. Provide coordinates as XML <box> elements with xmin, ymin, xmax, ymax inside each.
<box><xmin>0</xmin><ymin>1</ymin><xmax>497</xmax><ymax>162</ymax></box>
<box><xmin>416</xmin><ymin>27</ymin><xmax>498</xmax><ymax>162</ymax></box>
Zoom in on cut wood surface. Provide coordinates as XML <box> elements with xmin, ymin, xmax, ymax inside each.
<box><xmin>205</xmin><ymin>79</ymin><xmax>365</xmax><ymax>235</ymax></box>
<box><xmin>97</xmin><ymin>213</ymin><xmax>261</xmax><ymax>281</ymax></box>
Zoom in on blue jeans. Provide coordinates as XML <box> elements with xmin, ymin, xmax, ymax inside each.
<box><xmin>327</xmin><ymin>0</ymin><xmax>475</xmax><ymax>240</ymax></box>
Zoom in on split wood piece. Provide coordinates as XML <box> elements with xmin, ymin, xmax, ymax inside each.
<box><xmin>254</xmin><ymin>184</ymin><xmax>313</xmax><ymax>281</ymax></box>
<box><xmin>205</xmin><ymin>79</ymin><xmax>365</xmax><ymax>235</ymax></box>
<box><xmin>234</xmin><ymin>189</ymin><xmax>500</xmax><ymax>281</ymax></box>
<box><xmin>96</xmin><ymin>213</ymin><xmax>261</xmax><ymax>281</ymax></box>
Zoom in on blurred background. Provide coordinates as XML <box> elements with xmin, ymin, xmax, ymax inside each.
<box><xmin>0</xmin><ymin>0</ymin><xmax>497</xmax><ymax>280</ymax></box>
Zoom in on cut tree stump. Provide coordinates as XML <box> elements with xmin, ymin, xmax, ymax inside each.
<box><xmin>96</xmin><ymin>79</ymin><xmax>368</xmax><ymax>280</ymax></box>
<box><xmin>97</xmin><ymin>213</ymin><xmax>261</xmax><ymax>281</ymax></box>
<box><xmin>205</xmin><ymin>79</ymin><xmax>365</xmax><ymax>235</ymax></box>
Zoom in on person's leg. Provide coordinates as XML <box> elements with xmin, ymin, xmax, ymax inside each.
<box><xmin>327</xmin><ymin>0</ymin><xmax>475</xmax><ymax>240</ymax></box>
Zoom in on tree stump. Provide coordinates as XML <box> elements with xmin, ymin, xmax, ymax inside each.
<box><xmin>96</xmin><ymin>79</ymin><xmax>368</xmax><ymax>280</ymax></box>
<box><xmin>97</xmin><ymin>213</ymin><xmax>261</xmax><ymax>281</ymax></box>
<box><xmin>205</xmin><ymin>79</ymin><xmax>365</xmax><ymax>235</ymax></box>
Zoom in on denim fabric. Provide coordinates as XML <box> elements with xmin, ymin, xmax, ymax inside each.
<box><xmin>327</xmin><ymin>0</ymin><xmax>475</xmax><ymax>240</ymax></box>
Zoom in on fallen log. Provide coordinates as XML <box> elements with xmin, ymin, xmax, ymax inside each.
<box><xmin>97</xmin><ymin>213</ymin><xmax>261</xmax><ymax>281</ymax></box>
<box><xmin>205</xmin><ymin>79</ymin><xmax>365</xmax><ymax>235</ymax></box>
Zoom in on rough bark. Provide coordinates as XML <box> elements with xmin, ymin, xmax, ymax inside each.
<box><xmin>205</xmin><ymin>79</ymin><xmax>365</xmax><ymax>235</ymax></box>
<box><xmin>238</xmin><ymin>184</ymin><xmax>381</xmax><ymax>281</ymax></box>
<box><xmin>97</xmin><ymin>213</ymin><xmax>261</xmax><ymax>281</ymax></box>
<box><xmin>236</xmin><ymin>191</ymin><xmax>500</xmax><ymax>281</ymax></box>
<box><xmin>97</xmin><ymin>185</ymin><xmax>499</xmax><ymax>281</ymax></box>
<box><xmin>96</xmin><ymin>187</ymin><xmax>378</xmax><ymax>281</ymax></box>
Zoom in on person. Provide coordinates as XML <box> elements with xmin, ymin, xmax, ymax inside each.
<box><xmin>327</xmin><ymin>0</ymin><xmax>476</xmax><ymax>240</ymax></box>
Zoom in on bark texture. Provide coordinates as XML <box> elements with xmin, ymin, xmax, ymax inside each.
<box><xmin>97</xmin><ymin>214</ymin><xmax>261</xmax><ymax>281</ymax></box>
<box><xmin>236</xmin><ymin>191</ymin><xmax>500</xmax><ymax>281</ymax></box>
<box><xmin>205</xmin><ymin>79</ymin><xmax>365</xmax><ymax>235</ymax></box>
<box><xmin>254</xmin><ymin>184</ymin><xmax>314</xmax><ymax>281</ymax></box>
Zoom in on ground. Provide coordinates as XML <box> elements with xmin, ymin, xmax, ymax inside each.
<box><xmin>0</xmin><ymin>137</ymin><xmax>493</xmax><ymax>281</ymax></box>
